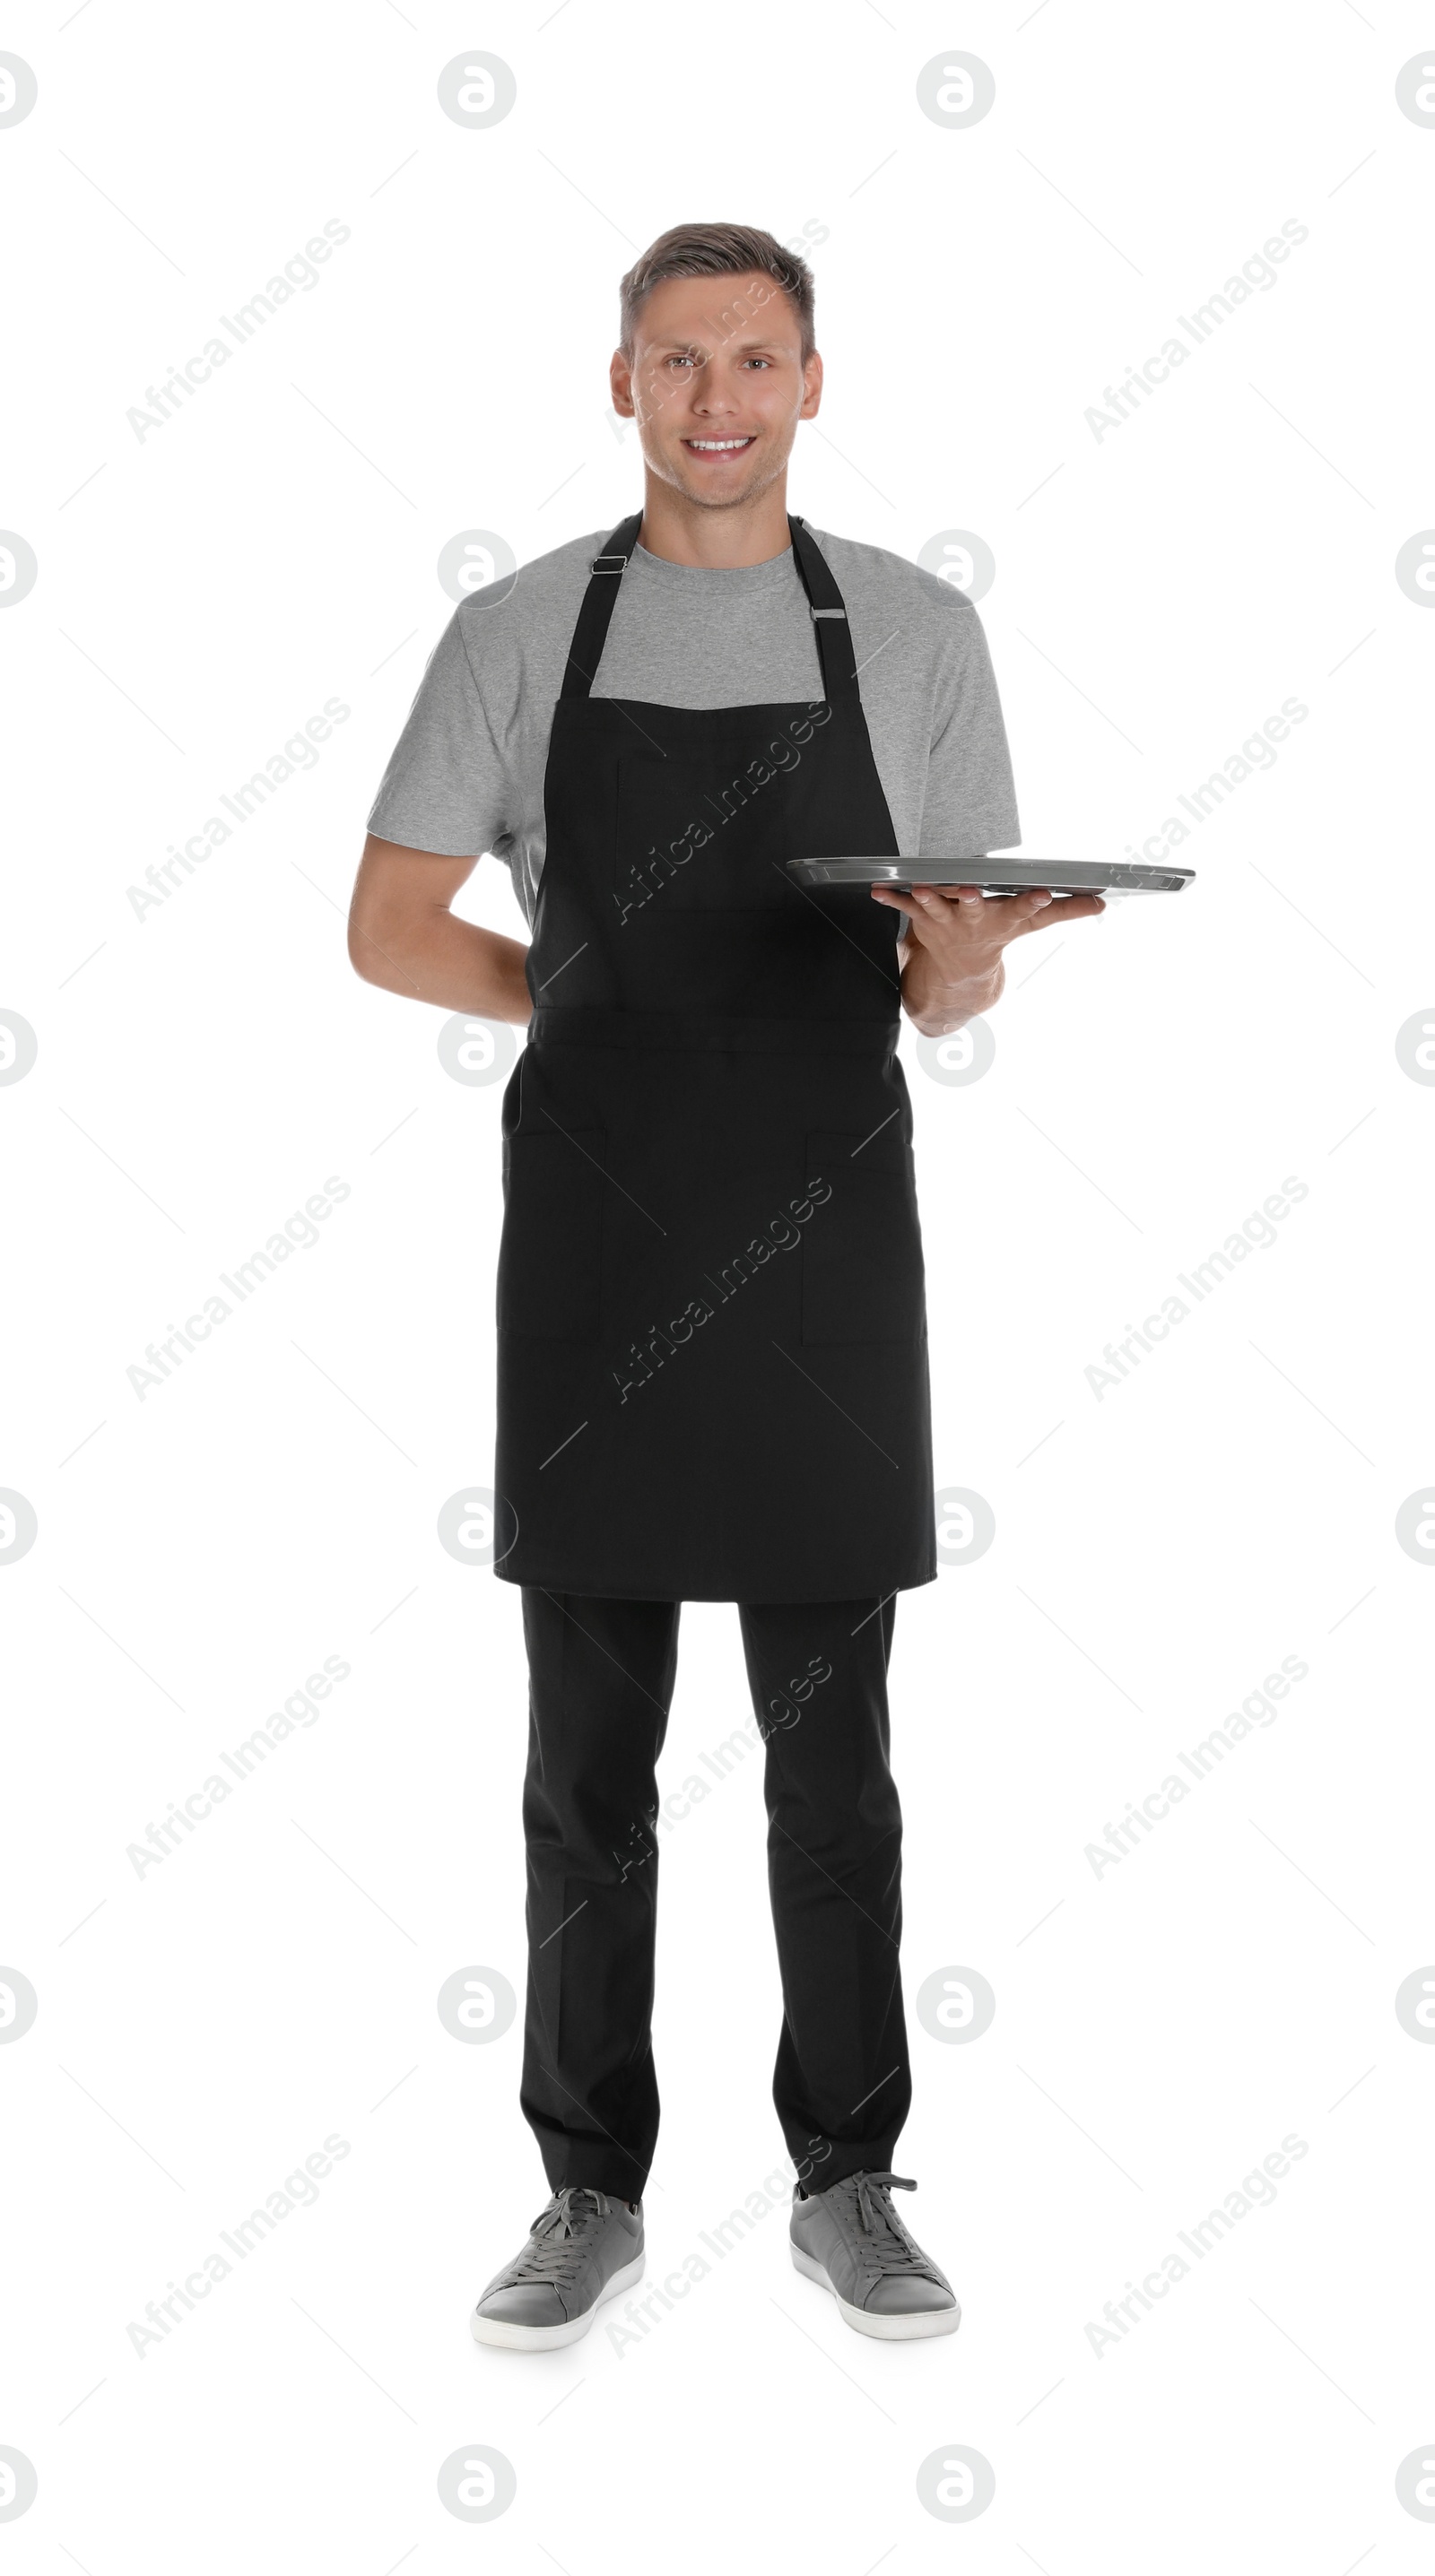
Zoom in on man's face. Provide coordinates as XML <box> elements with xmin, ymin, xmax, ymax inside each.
<box><xmin>611</xmin><ymin>269</ymin><xmax>822</xmax><ymax>512</ymax></box>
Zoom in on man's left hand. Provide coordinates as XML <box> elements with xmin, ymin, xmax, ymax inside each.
<box><xmin>872</xmin><ymin>880</ymin><xmax>1106</xmax><ymax>1036</ymax></box>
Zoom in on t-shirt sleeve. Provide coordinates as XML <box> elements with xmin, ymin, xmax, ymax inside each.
<box><xmin>365</xmin><ymin>611</ymin><xmax>516</xmax><ymax>859</ymax></box>
<box><xmin>918</xmin><ymin>599</ymin><xmax>1022</xmax><ymax>856</ymax></box>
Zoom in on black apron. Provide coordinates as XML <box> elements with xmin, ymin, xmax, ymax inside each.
<box><xmin>493</xmin><ymin>515</ymin><xmax>935</xmax><ymax>1603</ymax></box>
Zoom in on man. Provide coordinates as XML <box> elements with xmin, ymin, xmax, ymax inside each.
<box><xmin>350</xmin><ymin>222</ymin><xmax>1101</xmax><ymax>2352</ymax></box>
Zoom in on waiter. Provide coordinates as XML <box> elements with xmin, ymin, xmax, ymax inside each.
<box><xmin>350</xmin><ymin>222</ymin><xmax>1101</xmax><ymax>2351</ymax></box>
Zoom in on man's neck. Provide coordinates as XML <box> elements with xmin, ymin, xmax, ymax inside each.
<box><xmin>636</xmin><ymin>471</ymin><xmax>794</xmax><ymax>570</ymax></box>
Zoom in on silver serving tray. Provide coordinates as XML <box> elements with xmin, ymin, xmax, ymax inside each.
<box><xmin>787</xmin><ymin>855</ymin><xmax>1194</xmax><ymax>895</ymax></box>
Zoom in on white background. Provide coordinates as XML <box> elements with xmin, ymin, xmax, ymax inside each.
<box><xmin>4</xmin><ymin>0</ymin><xmax>1434</xmax><ymax>2566</ymax></box>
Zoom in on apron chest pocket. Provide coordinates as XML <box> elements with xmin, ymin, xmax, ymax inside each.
<box><xmin>802</xmin><ymin>1128</ymin><xmax>925</xmax><ymax>1347</ymax></box>
<box><xmin>497</xmin><ymin>1128</ymin><xmax>606</xmax><ymax>1340</ymax></box>
<box><xmin>616</xmin><ymin>752</ymin><xmax>797</xmax><ymax>914</ymax></box>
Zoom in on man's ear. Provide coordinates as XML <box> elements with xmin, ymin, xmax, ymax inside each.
<box><xmin>610</xmin><ymin>347</ymin><xmax>636</xmax><ymax>418</ymax></box>
<box><xmin>800</xmin><ymin>351</ymin><xmax>823</xmax><ymax>421</ymax></box>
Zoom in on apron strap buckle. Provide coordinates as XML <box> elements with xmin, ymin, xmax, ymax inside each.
<box><xmin>589</xmin><ymin>552</ymin><xmax>629</xmax><ymax>576</ymax></box>
<box><xmin>810</xmin><ymin>604</ymin><xmax>847</xmax><ymax>620</ymax></box>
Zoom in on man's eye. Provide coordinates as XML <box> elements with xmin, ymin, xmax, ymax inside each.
<box><xmin>745</xmin><ymin>357</ymin><xmax>772</xmax><ymax>369</ymax></box>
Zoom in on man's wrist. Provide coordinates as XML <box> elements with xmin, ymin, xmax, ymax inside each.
<box><xmin>931</xmin><ymin>967</ymin><xmax>1000</xmax><ymax>998</ymax></box>
<box><xmin>905</xmin><ymin>957</ymin><xmax>1002</xmax><ymax>1004</ymax></box>
<box><xmin>900</xmin><ymin>947</ymin><xmax>1004</xmax><ymax>1036</ymax></box>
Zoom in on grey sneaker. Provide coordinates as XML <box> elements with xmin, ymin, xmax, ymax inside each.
<box><xmin>790</xmin><ymin>2170</ymin><xmax>960</xmax><ymax>2341</ymax></box>
<box><xmin>471</xmin><ymin>2186</ymin><xmax>645</xmax><ymax>2351</ymax></box>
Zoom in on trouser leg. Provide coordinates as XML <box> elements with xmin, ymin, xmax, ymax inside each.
<box><xmin>518</xmin><ymin>1586</ymin><xmax>681</xmax><ymax>2199</ymax></box>
<box><xmin>737</xmin><ymin>1592</ymin><xmax>909</xmax><ymax>2190</ymax></box>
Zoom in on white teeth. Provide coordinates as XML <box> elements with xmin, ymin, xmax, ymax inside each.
<box><xmin>688</xmin><ymin>438</ymin><xmax>751</xmax><ymax>450</ymax></box>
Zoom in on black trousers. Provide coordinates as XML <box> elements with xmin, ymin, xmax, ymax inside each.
<box><xmin>518</xmin><ymin>1586</ymin><xmax>911</xmax><ymax>2200</ymax></box>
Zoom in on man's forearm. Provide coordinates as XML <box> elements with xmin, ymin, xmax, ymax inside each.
<box><xmin>348</xmin><ymin>840</ymin><xmax>533</xmax><ymax>1020</ymax></box>
<box><xmin>351</xmin><ymin>909</ymin><xmax>532</xmax><ymax>1019</ymax></box>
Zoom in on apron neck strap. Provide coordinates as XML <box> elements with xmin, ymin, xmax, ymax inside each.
<box><xmin>560</xmin><ymin>513</ymin><xmax>644</xmax><ymax>699</ymax></box>
<box><xmin>787</xmin><ymin>516</ymin><xmax>857</xmax><ymax>705</ymax></box>
<box><xmin>558</xmin><ymin>509</ymin><xmax>857</xmax><ymax>707</ymax></box>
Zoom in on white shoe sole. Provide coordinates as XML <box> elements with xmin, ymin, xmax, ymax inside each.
<box><xmin>790</xmin><ymin>2241</ymin><xmax>961</xmax><ymax>2340</ymax></box>
<box><xmin>471</xmin><ymin>2248</ymin><xmax>646</xmax><ymax>2351</ymax></box>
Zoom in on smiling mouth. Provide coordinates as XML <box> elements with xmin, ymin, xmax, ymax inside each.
<box><xmin>683</xmin><ymin>436</ymin><xmax>756</xmax><ymax>455</ymax></box>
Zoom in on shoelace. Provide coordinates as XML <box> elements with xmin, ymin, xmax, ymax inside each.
<box><xmin>840</xmin><ymin>2172</ymin><xmax>933</xmax><ymax>2276</ymax></box>
<box><xmin>509</xmin><ymin>2186</ymin><xmax>613</xmax><ymax>2284</ymax></box>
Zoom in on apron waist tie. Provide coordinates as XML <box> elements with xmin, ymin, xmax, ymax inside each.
<box><xmin>527</xmin><ymin>1006</ymin><xmax>897</xmax><ymax>1057</ymax></box>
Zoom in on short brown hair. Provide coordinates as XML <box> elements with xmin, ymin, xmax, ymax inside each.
<box><xmin>619</xmin><ymin>222</ymin><xmax>816</xmax><ymax>360</ymax></box>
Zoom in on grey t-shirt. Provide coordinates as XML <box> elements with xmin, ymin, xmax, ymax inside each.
<box><xmin>366</xmin><ymin>525</ymin><xmax>1022</xmax><ymax>924</ymax></box>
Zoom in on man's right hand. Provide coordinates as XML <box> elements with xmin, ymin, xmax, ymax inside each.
<box><xmin>347</xmin><ymin>836</ymin><xmax>532</xmax><ymax>1021</ymax></box>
